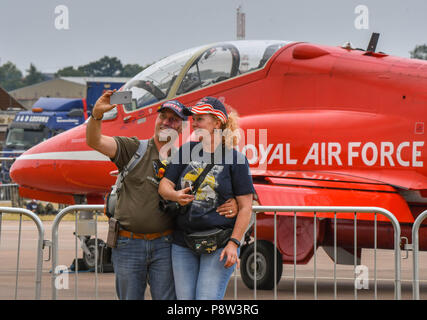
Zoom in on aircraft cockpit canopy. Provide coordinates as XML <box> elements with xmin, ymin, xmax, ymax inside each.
<box><xmin>122</xmin><ymin>40</ymin><xmax>290</xmax><ymax>113</ymax></box>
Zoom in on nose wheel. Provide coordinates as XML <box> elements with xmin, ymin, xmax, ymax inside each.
<box><xmin>240</xmin><ymin>240</ymin><xmax>283</xmax><ymax>290</ymax></box>
<box><xmin>82</xmin><ymin>238</ymin><xmax>105</xmax><ymax>270</ymax></box>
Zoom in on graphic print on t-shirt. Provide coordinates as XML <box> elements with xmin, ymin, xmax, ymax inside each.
<box><xmin>180</xmin><ymin>161</ymin><xmax>224</xmax><ymax>212</ymax></box>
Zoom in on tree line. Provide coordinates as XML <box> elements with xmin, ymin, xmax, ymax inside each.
<box><xmin>0</xmin><ymin>56</ymin><xmax>150</xmax><ymax>91</ymax></box>
<box><xmin>410</xmin><ymin>44</ymin><xmax>427</xmax><ymax>60</ymax></box>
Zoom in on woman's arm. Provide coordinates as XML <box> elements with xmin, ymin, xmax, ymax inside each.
<box><xmin>220</xmin><ymin>193</ymin><xmax>253</xmax><ymax>268</ymax></box>
<box><xmin>159</xmin><ymin>177</ymin><xmax>194</xmax><ymax>206</ymax></box>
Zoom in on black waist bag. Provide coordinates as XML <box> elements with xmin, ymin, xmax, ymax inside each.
<box><xmin>184</xmin><ymin>228</ymin><xmax>232</xmax><ymax>255</ymax></box>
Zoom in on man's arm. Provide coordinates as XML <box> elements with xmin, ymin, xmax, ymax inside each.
<box><xmin>86</xmin><ymin>90</ymin><xmax>118</xmax><ymax>159</ymax></box>
<box><xmin>217</xmin><ymin>198</ymin><xmax>239</xmax><ymax>218</ymax></box>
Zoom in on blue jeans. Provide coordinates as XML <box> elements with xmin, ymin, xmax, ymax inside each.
<box><xmin>172</xmin><ymin>243</ymin><xmax>238</xmax><ymax>300</ymax></box>
<box><xmin>111</xmin><ymin>235</ymin><xmax>176</xmax><ymax>300</ymax></box>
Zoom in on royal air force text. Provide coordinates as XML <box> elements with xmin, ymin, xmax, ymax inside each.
<box><xmin>239</xmin><ymin>141</ymin><xmax>424</xmax><ymax>168</ymax></box>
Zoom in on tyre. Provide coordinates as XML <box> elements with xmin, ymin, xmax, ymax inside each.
<box><xmin>82</xmin><ymin>238</ymin><xmax>104</xmax><ymax>270</ymax></box>
<box><xmin>240</xmin><ymin>240</ymin><xmax>283</xmax><ymax>290</ymax></box>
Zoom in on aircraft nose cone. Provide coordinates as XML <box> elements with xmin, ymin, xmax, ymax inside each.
<box><xmin>10</xmin><ymin>141</ymin><xmax>61</xmax><ymax>192</ymax></box>
<box><xmin>9</xmin><ymin>154</ymin><xmax>24</xmax><ymax>183</ymax></box>
<box><xmin>10</xmin><ymin>127</ymin><xmax>116</xmax><ymax>196</ymax></box>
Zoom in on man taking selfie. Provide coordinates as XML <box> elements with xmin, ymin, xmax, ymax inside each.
<box><xmin>86</xmin><ymin>90</ymin><xmax>238</xmax><ymax>300</ymax></box>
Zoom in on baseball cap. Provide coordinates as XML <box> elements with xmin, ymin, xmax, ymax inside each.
<box><xmin>190</xmin><ymin>97</ymin><xmax>228</xmax><ymax>123</ymax></box>
<box><xmin>157</xmin><ymin>100</ymin><xmax>192</xmax><ymax>120</ymax></box>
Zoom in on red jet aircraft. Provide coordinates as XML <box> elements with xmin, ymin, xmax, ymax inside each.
<box><xmin>10</xmin><ymin>39</ymin><xmax>427</xmax><ymax>289</ymax></box>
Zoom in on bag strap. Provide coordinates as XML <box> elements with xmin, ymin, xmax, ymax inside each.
<box><xmin>122</xmin><ymin>139</ymin><xmax>148</xmax><ymax>177</ymax></box>
<box><xmin>114</xmin><ymin>139</ymin><xmax>149</xmax><ymax>193</ymax></box>
<box><xmin>186</xmin><ymin>160</ymin><xmax>215</xmax><ymax>223</ymax></box>
<box><xmin>190</xmin><ymin>162</ymin><xmax>215</xmax><ymax>195</ymax></box>
<box><xmin>189</xmin><ymin>145</ymin><xmax>217</xmax><ymax>195</ymax></box>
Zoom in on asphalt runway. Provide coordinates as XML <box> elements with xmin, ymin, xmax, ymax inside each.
<box><xmin>1</xmin><ymin>219</ymin><xmax>427</xmax><ymax>300</ymax></box>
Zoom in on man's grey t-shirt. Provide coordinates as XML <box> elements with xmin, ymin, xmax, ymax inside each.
<box><xmin>112</xmin><ymin>136</ymin><xmax>174</xmax><ymax>234</ymax></box>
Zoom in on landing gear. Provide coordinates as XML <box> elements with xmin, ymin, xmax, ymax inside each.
<box><xmin>80</xmin><ymin>237</ymin><xmax>113</xmax><ymax>272</ymax></box>
<box><xmin>82</xmin><ymin>238</ymin><xmax>104</xmax><ymax>269</ymax></box>
<box><xmin>240</xmin><ymin>240</ymin><xmax>283</xmax><ymax>290</ymax></box>
<box><xmin>72</xmin><ymin>196</ymin><xmax>113</xmax><ymax>272</ymax></box>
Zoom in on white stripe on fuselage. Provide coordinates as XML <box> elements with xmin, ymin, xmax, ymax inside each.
<box><xmin>17</xmin><ymin>150</ymin><xmax>110</xmax><ymax>161</ymax></box>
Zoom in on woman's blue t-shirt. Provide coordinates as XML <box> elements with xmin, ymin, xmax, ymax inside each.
<box><xmin>164</xmin><ymin>141</ymin><xmax>255</xmax><ymax>246</ymax></box>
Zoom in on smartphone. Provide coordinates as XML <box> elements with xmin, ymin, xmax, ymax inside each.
<box><xmin>184</xmin><ymin>181</ymin><xmax>193</xmax><ymax>192</ymax></box>
<box><xmin>110</xmin><ymin>91</ymin><xmax>132</xmax><ymax>105</ymax></box>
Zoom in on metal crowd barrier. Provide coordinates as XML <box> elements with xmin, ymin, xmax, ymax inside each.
<box><xmin>412</xmin><ymin>209</ymin><xmax>427</xmax><ymax>300</ymax></box>
<box><xmin>0</xmin><ymin>207</ymin><xmax>45</xmax><ymax>299</ymax></box>
<box><xmin>3</xmin><ymin>203</ymin><xmax>406</xmax><ymax>300</ymax></box>
<box><xmin>250</xmin><ymin>206</ymin><xmax>402</xmax><ymax>300</ymax></box>
<box><xmin>0</xmin><ymin>183</ymin><xmax>21</xmax><ymax>205</ymax></box>
<box><xmin>51</xmin><ymin>204</ymin><xmax>104</xmax><ymax>300</ymax></box>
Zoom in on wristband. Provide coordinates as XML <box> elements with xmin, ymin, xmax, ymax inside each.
<box><xmin>228</xmin><ymin>237</ymin><xmax>241</xmax><ymax>247</ymax></box>
<box><xmin>91</xmin><ymin>113</ymin><xmax>103</xmax><ymax>121</ymax></box>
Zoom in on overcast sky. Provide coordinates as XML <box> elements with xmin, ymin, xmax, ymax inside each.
<box><xmin>1</xmin><ymin>0</ymin><xmax>426</xmax><ymax>74</ymax></box>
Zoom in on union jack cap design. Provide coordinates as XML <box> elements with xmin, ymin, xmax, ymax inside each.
<box><xmin>190</xmin><ymin>97</ymin><xmax>228</xmax><ymax>123</ymax></box>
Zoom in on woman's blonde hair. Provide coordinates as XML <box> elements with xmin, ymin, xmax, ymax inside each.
<box><xmin>221</xmin><ymin>107</ymin><xmax>240</xmax><ymax>149</ymax></box>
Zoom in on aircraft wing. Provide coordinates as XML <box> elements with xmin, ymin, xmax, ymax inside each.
<box><xmin>253</xmin><ymin>170</ymin><xmax>413</xmax><ymax>223</ymax></box>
